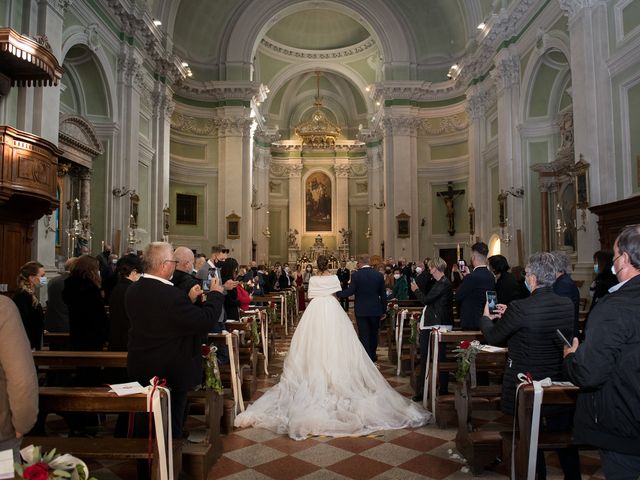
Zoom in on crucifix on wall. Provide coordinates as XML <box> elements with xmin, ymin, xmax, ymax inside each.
<box><xmin>437</xmin><ymin>181</ymin><xmax>465</xmax><ymax>236</ymax></box>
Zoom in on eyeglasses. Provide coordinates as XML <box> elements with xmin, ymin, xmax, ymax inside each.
<box><xmin>221</xmin><ymin>249</ymin><xmax>229</xmax><ymax>254</ymax></box>
<box><xmin>163</xmin><ymin>259</ymin><xmax>179</xmax><ymax>265</ymax></box>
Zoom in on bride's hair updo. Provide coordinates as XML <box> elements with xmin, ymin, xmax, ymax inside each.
<box><xmin>316</xmin><ymin>255</ymin><xmax>329</xmax><ymax>272</ymax></box>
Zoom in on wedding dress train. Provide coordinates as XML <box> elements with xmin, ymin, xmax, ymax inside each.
<box><xmin>234</xmin><ymin>275</ymin><xmax>432</xmax><ymax>440</ymax></box>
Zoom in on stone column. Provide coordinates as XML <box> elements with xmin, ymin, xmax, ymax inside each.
<box><xmin>382</xmin><ymin>111</ymin><xmax>420</xmax><ymax>260</ymax></box>
<box><xmin>217</xmin><ymin>112</ymin><xmax>253</xmax><ymax>262</ymax></box>
<box><xmin>287</xmin><ymin>162</ymin><xmax>304</xmax><ymax>242</ymax></box>
<box><xmin>114</xmin><ymin>49</ymin><xmax>144</xmax><ymax>254</ymax></box>
<box><xmin>334</xmin><ymin>163</ymin><xmax>350</xmax><ymax>238</ymax></box>
<box><xmin>252</xmin><ymin>138</ymin><xmax>273</xmax><ymax>265</ymax></box>
<box><xmin>365</xmin><ymin>138</ymin><xmax>384</xmax><ymax>256</ymax></box>
<box><xmin>465</xmin><ymin>84</ymin><xmax>490</xmax><ymax>241</ymax></box>
<box><xmin>79</xmin><ymin>168</ymin><xmax>91</xmax><ymax>225</ymax></box>
<box><xmin>31</xmin><ymin>0</ymin><xmax>66</xmax><ymax>277</ymax></box>
<box><xmin>558</xmin><ymin>0</ymin><xmax>612</xmax><ymax>268</ymax></box>
<box><xmin>151</xmin><ymin>85</ymin><xmax>174</xmax><ymax>241</ymax></box>
<box><xmin>491</xmin><ymin>47</ymin><xmax>523</xmax><ymax>262</ymax></box>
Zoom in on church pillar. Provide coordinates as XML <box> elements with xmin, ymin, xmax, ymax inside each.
<box><xmin>287</xmin><ymin>161</ymin><xmax>303</xmax><ymax>243</ymax></box>
<box><xmin>79</xmin><ymin>168</ymin><xmax>91</xmax><ymax>226</ymax></box>
<box><xmin>491</xmin><ymin>47</ymin><xmax>523</xmax><ymax>263</ymax></box>
<box><xmin>252</xmin><ymin>136</ymin><xmax>273</xmax><ymax>265</ymax></box>
<box><xmin>151</xmin><ymin>85</ymin><xmax>174</xmax><ymax>242</ymax></box>
<box><xmin>559</xmin><ymin>0</ymin><xmax>612</xmax><ymax>269</ymax></box>
<box><xmin>382</xmin><ymin>111</ymin><xmax>420</xmax><ymax>260</ymax></box>
<box><xmin>364</xmin><ymin>137</ymin><xmax>384</xmax><ymax>256</ymax></box>
<box><xmin>31</xmin><ymin>0</ymin><xmax>66</xmax><ymax>278</ymax></box>
<box><xmin>114</xmin><ymin>50</ymin><xmax>143</xmax><ymax>253</ymax></box>
<box><xmin>217</xmin><ymin>110</ymin><xmax>253</xmax><ymax>262</ymax></box>
<box><xmin>465</xmin><ymin>84</ymin><xmax>489</xmax><ymax>242</ymax></box>
<box><xmin>334</xmin><ymin>162</ymin><xmax>350</xmax><ymax>237</ymax></box>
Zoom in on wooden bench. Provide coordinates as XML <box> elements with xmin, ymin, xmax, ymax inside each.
<box><xmin>227</xmin><ymin>317</ymin><xmax>259</xmax><ymax>399</ymax></box>
<box><xmin>514</xmin><ymin>384</ymin><xmax>592</xmax><ymax>479</ymax></box>
<box><xmin>26</xmin><ymin>387</ymin><xmax>180</xmax><ymax>480</ymax></box>
<box><xmin>208</xmin><ymin>332</ymin><xmax>244</xmax><ymax>434</ymax></box>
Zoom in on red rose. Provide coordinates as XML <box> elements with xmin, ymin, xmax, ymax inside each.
<box><xmin>460</xmin><ymin>340</ymin><xmax>471</xmax><ymax>349</ymax></box>
<box><xmin>23</xmin><ymin>463</ymin><xmax>49</xmax><ymax>480</ymax></box>
<box><xmin>201</xmin><ymin>344</ymin><xmax>211</xmax><ymax>357</ymax></box>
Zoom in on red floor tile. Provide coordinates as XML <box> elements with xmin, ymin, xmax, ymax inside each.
<box><xmin>398</xmin><ymin>453</ymin><xmax>463</xmax><ymax>479</ymax></box>
<box><xmin>254</xmin><ymin>456</ymin><xmax>320</xmax><ymax>479</ymax></box>
<box><xmin>263</xmin><ymin>436</ymin><xmax>318</xmax><ymax>454</ymax></box>
<box><xmin>206</xmin><ymin>456</ymin><xmax>247</xmax><ymax>479</ymax></box>
<box><xmin>327</xmin><ymin>455</ymin><xmax>392</xmax><ymax>479</ymax></box>
<box><xmin>222</xmin><ymin>433</ymin><xmax>256</xmax><ymax>453</ymax></box>
<box><xmin>327</xmin><ymin>436</ymin><xmax>384</xmax><ymax>454</ymax></box>
<box><xmin>391</xmin><ymin>431</ymin><xmax>447</xmax><ymax>452</ymax></box>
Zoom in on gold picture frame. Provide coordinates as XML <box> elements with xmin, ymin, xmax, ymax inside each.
<box><xmin>574</xmin><ymin>156</ymin><xmax>590</xmax><ymax>209</ymax></box>
<box><xmin>396</xmin><ymin>211</ymin><xmax>410</xmax><ymax>238</ymax></box>
<box><xmin>227</xmin><ymin>212</ymin><xmax>240</xmax><ymax>239</ymax></box>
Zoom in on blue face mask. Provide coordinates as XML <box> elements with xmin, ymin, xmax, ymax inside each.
<box><xmin>524</xmin><ymin>277</ymin><xmax>532</xmax><ymax>292</ymax></box>
<box><xmin>39</xmin><ymin>276</ymin><xmax>48</xmax><ymax>287</ymax></box>
<box><xmin>593</xmin><ymin>264</ymin><xmax>599</xmax><ymax>274</ymax></box>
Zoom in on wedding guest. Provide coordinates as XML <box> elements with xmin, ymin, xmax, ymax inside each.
<box><xmin>236</xmin><ymin>280</ymin><xmax>251</xmax><ymax>312</ymax></box>
<box><xmin>194</xmin><ymin>253</ymin><xmax>207</xmax><ymax>273</ymax></box>
<box><xmin>294</xmin><ymin>265</ymin><xmax>306</xmax><ymax>311</ymax></box>
<box><xmin>0</xmin><ymin>296</ymin><xmax>39</xmax><ymax>461</ymax></box>
<box><xmin>172</xmin><ymin>246</ymin><xmax>201</xmax><ymax>302</ymax></box>
<box><xmin>302</xmin><ymin>263</ymin><xmax>313</xmax><ymax>294</ymax></box>
<box><xmin>563</xmin><ymin>225</ymin><xmax>640</xmax><ymax>479</ymax></box>
<box><xmin>279</xmin><ymin>264</ymin><xmax>293</xmax><ymax>289</ymax></box>
<box><xmin>108</xmin><ymin>254</ymin><xmax>143</xmax><ymax>351</ymax></box>
<box><xmin>13</xmin><ymin>261</ymin><xmax>46</xmax><ymax>350</ymax></box>
<box><xmin>45</xmin><ymin>257</ymin><xmax>76</xmax><ymax>335</ymax></box>
<box><xmin>336</xmin><ymin>260</ymin><xmax>351</xmax><ymax>311</ymax></box>
<box><xmin>552</xmin><ymin>250</ymin><xmax>581</xmax><ymax>338</ymax></box>
<box><xmin>222</xmin><ymin>258</ymin><xmax>241</xmax><ymax>320</ymax></box>
<box><xmin>391</xmin><ymin>267</ymin><xmax>408</xmax><ymax>300</ymax></box>
<box><xmin>482</xmin><ymin>252</ymin><xmax>580</xmax><ymax>479</ymax></box>
<box><xmin>589</xmin><ymin>250</ymin><xmax>617</xmax><ymax>311</ymax></box>
<box><xmin>63</xmin><ymin>255</ymin><xmax>108</xmax><ymax>351</ymax></box>
<box><xmin>457</xmin><ymin>242</ymin><xmax>495</xmax><ymax>330</ymax></box>
<box><xmin>489</xmin><ymin>254</ymin><xmax>526</xmax><ymax>305</ymax></box>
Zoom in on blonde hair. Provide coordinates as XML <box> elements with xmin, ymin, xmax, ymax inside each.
<box><xmin>427</xmin><ymin>257</ymin><xmax>447</xmax><ymax>273</ymax></box>
<box><xmin>17</xmin><ymin>261</ymin><xmax>43</xmax><ymax>306</ymax></box>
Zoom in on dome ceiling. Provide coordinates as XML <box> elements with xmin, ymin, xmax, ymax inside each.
<box><xmin>265</xmin><ymin>9</ymin><xmax>370</xmax><ymax>51</ymax></box>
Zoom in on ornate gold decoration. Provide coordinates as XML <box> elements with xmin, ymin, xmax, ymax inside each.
<box><xmin>294</xmin><ymin>72</ymin><xmax>341</xmax><ymax>148</ymax></box>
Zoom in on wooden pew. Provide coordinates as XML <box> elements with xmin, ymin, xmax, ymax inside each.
<box><xmin>26</xmin><ymin>387</ymin><xmax>180</xmax><ymax>480</ymax></box>
<box><xmin>208</xmin><ymin>332</ymin><xmax>244</xmax><ymax>434</ymax></box>
<box><xmin>514</xmin><ymin>384</ymin><xmax>592</xmax><ymax>479</ymax></box>
<box><xmin>226</xmin><ymin>317</ymin><xmax>259</xmax><ymax>399</ymax></box>
<box><xmin>32</xmin><ymin>350</ymin><xmax>222</xmax><ymax>480</ymax></box>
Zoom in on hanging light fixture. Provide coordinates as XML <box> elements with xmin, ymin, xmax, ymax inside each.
<box><xmin>294</xmin><ymin>71</ymin><xmax>342</xmax><ymax>148</ymax></box>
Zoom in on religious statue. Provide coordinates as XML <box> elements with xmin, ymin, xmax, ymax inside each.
<box><xmin>437</xmin><ymin>181</ymin><xmax>465</xmax><ymax>236</ymax></box>
<box><xmin>338</xmin><ymin>227</ymin><xmax>352</xmax><ymax>246</ymax></box>
<box><xmin>313</xmin><ymin>234</ymin><xmax>324</xmax><ymax>247</ymax></box>
<box><xmin>288</xmin><ymin>228</ymin><xmax>299</xmax><ymax>249</ymax></box>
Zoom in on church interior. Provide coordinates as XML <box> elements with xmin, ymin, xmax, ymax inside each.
<box><xmin>1</xmin><ymin>0</ymin><xmax>640</xmax><ymax>478</ymax></box>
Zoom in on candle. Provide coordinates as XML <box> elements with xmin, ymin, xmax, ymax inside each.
<box><xmin>456</xmin><ymin>243</ymin><xmax>460</xmax><ymax>261</ymax></box>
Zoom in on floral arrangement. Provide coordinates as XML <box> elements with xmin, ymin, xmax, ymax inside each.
<box><xmin>201</xmin><ymin>344</ymin><xmax>223</xmax><ymax>393</ymax></box>
<box><xmin>267</xmin><ymin>302</ymin><xmax>278</xmax><ymax>324</ymax></box>
<box><xmin>409</xmin><ymin>312</ymin><xmax>421</xmax><ymax>345</ymax></box>
<box><xmin>244</xmin><ymin>316</ymin><xmax>260</xmax><ymax>345</ymax></box>
<box><xmin>15</xmin><ymin>445</ymin><xmax>95</xmax><ymax>480</ymax></box>
<box><xmin>453</xmin><ymin>340</ymin><xmax>482</xmax><ymax>383</ymax></box>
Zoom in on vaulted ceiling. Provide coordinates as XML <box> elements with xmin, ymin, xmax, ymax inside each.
<box><xmin>149</xmin><ymin>0</ymin><xmax>503</xmax><ymax>136</ymax></box>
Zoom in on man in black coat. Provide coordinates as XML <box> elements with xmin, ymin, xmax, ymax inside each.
<box><xmin>482</xmin><ymin>252</ymin><xmax>580</xmax><ymax>479</ymax></box>
<box><xmin>172</xmin><ymin>246</ymin><xmax>201</xmax><ymax>302</ymax></box>
<box><xmin>563</xmin><ymin>226</ymin><xmax>640</xmax><ymax>479</ymax></box>
<box><xmin>336</xmin><ymin>260</ymin><xmax>351</xmax><ymax>311</ymax></box>
<box><xmin>336</xmin><ymin>254</ymin><xmax>386</xmax><ymax>362</ymax></box>
<box><xmin>456</xmin><ymin>242</ymin><xmax>495</xmax><ymax>330</ymax></box>
<box><xmin>551</xmin><ymin>250</ymin><xmax>581</xmax><ymax>338</ymax></box>
<box><xmin>125</xmin><ymin>242</ymin><xmax>224</xmax><ymax>438</ymax></box>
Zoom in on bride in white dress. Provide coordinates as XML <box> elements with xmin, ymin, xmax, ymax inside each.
<box><xmin>234</xmin><ymin>256</ymin><xmax>432</xmax><ymax>440</ymax></box>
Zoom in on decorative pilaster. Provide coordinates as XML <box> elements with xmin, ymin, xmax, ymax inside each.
<box><xmin>252</xmin><ymin>133</ymin><xmax>275</xmax><ymax>264</ymax></box>
<box><xmin>559</xmin><ymin>0</ymin><xmax>612</xmax><ymax>268</ymax></box>
<box><xmin>334</xmin><ymin>163</ymin><xmax>350</xmax><ymax>245</ymax></box>
<box><xmin>150</xmin><ymin>85</ymin><xmax>174</xmax><ymax>241</ymax></box>
<box><xmin>287</xmin><ymin>163</ymin><xmax>304</xmax><ymax>247</ymax></box>
<box><xmin>491</xmin><ymin>47</ymin><xmax>523</xmax><ymax>261</ymax></box>
<box><xmin>382</xmin><ymin>112</ymin><xmax>421</xmax><ymax>260</ymax></box>
<box><xmin>79</xmin><ymin>168</ymin><xmax>92</xmax><ymax>225</ymax></box>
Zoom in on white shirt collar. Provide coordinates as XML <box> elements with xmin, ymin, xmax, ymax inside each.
<box><xmin>473</xmin><ymin>265</ymin><xmax>488</xmax><ymax>271</ymax></box>
<box><xmin>207</xmin><ymin>259</ymin><xmax>215</xmax><ymax>268</ymax></box>
<box><xmin>360</xmin><ymin>264</ymin><xmax>371</xmax><ymax>268</ymax></box>
<box><xmin>608</xmin><ymin>278</ymin><xmax>630</xmax><ymax>293</ymax></box>
<box><xmin>142</xmin><ymin>273</ymin><xmax>174</xmax><ymax>286</ymax></box>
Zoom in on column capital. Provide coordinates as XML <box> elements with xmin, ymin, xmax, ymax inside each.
<box><xmin>382</xmin><ymin>116</ymin><xmax>421</xmax><ymax>136</ymax></box>
<box><xmin>152</xmin><ymin>89</ymin><xmax>175</xmax><ymax>120</ymax></box>
<box><xmin>40</xmin><ymin>0</ymin><xmax>74</xmax><ymax>17</ymax></box>
<box><xmin>333</xmin><ymin>164</ymin><xmax>351</xmax><ymax>178</ymax></box>
<box><xmin>286</xmin><ymin>164</ymin><xmax>303</xmax><ymax>178</ymax></box>
<box><xmin>465</xmin><ymin>85</ymin><xmax>492</xmax><ymax>121</ymax></box>
<box><xmin>491</xmin><ymin>48</ymin><xmax>520</xmax><ymax>93</ymax></box>
<box><xmin>557</xmin><ymin>0</ymin><xmax>600</xmax><ymax>21</ymax></box>
<box><xmin>217</xmin><ymin>117</ymin><xmax>253</xmax><ymax>137</ymax></box>
<box><xmin>79</xmin><ymin>168</ymin><xmax>92</xmax><ymax>181</ymax></box>
<box><xmin>118</xmin><ymin>53</ymin><xmax>144</xmax><ymax>91</ymax></box>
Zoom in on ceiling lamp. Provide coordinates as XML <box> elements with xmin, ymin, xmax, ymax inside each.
<box><xmin>446</xmin><ymin>63</ymin><xmax>461</xmax><ymax>80</ymax></box>
<box><xmin>477</xmin><ymin>22</ymin><xmax>485</xmax><ymax>30</ymax></box>
<box><xmin>294</xmin><ymin>71</ymin><xmax>342</xmax><ymax>148</ymax></box>
<box><xmin>153</xmin><ymin>19</ymin><xmax>162</xmax><ymax>26</ymax></box>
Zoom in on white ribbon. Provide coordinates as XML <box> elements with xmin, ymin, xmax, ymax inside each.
<box><xmin>225</xmin><ymin>331</ymin><xmax>245</xmax><ymax>414</ymax></box>
<box><xmin>259</xmin><ymin>309</ymin><xmax>269</xmax><ymax>375</ymax></box>
<box><xmin>421</xmin><ymin>326</ymin><xmax>453</xmax><ymax>413</ymax></box>
<box><xmin>145</xmin><ymin>377</ymin><xmax>173</xmax><ymax>480</ymax></box>
<box><xmin>511</xmin><ymin>374</ymin><xmax>552</xmax><ymax>480</ymax></box>
<box><xmin>396</xmin><ymin>309</ymin><xmax>408</xmax><ymax>375</ymax></box>
<box><xmin>281</xmin><ymin>295</ymin><xmax>287</xmax><ymax>336</ymax></box>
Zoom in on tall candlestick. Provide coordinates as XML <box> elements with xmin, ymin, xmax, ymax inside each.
<box><xmin>456</xmin><ymin>243</ymin><xmax>460</xmax><ymax>261</ymax></box>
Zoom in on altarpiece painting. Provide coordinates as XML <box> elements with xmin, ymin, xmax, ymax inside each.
<box><xmin>305</xmin><ymin>172</ymin><xmax>332</xmax><ymax>231</ymax></box>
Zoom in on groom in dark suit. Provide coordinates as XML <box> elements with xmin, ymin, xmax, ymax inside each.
<box><xmin>337</xmin><ymin>254</ymin><xmax>386</xmax><ymax>362</ymax></box>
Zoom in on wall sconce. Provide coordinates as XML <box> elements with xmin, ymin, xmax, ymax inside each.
<box><xmin>503</xmin><ymin>187</ymin><xmax>524</xmax><ymax>198</ymax></box>
<box><xmin>262</xmin><ymin>209</ymin><xmax>271</xmax><ymax>238</ymax></box>
<box><xmin>369</xmin><ymin>201</ymin><xmax>386</xmax><ymax>210</ymax></box>
<box><xmin>112</xmin><ymin>187</ymin><xmax>135</xmax><ymax>198</ymax></box>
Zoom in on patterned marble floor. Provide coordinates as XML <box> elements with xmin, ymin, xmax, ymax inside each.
<box><xmin>57</xmin><ymin>312</ymin><xmax>605</xmax><ymax>479</ymax></box>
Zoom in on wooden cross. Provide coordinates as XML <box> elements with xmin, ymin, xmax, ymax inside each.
<box><xmin>437</xmin><ymin>181</ymin><xmax>465</xmax><ymax>236</ymax></box>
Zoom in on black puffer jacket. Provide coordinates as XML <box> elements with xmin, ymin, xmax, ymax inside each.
<box><xmin>413</xmin><ymin>276</ymin><xmax>453</xmax><ymax>326</ymax></box>
<box><xmin>480</xmin><ymin>286</ymin><xmax>574</xmax><ymax>415</ymax></box>
<box><xmin>563</xmin><ymin>275</ymin><xmax>640</xmax><ymax>455</ymax></box>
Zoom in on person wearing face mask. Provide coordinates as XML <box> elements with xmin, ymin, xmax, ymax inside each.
<box><xmin>13</xmin><ymin>261</ymin><xmax>46</xmax><ymax>350</ymax></box>
<box><xmin>588</xmin><ymin>250</ymin><xmax>617</xmax><ymax>313</ymax></box>
<box><xmin>390</xmin><ymin>267</ymin><xmax>408</xmax><ymax>301</ymax></box>
<box><xmin>279</xmin><ymin>263</ymin><xmax>293</xmax><ymax>289</ymax></box>
<box><xmin>481</xmin><ymin>252</ymin><xmax>580</xmax><ymax>479</ymax></box>
<box><xmin>172</xmin><ymin>246</ymin><xmax>202</xmax><ymax>303</ymax></box>
<box><xmin>551</xmin><ymin>251</ymin><xmax>581</xmax><ymax>339</ymax></box>
<box><xmin>563</xmin><ymin>226</ymin><xmax>640</xmax><ymax>479</ymax></box>
<box><xmin>414</xmin><ymin>258</ymin><xmax>435</xmax><ymax>296</ymax></box>
<box><xmin>302</xmin><ymin>263</ymin><xmax>313</xmax><ymax>293</ymax></box>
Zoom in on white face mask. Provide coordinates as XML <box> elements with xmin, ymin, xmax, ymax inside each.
<box><xmin>611</xmin><ymin>265</ymin><xmax>616</xmax><ymax>276</ymax></box>
<box><xmin>39</xmin><ymin>276</ymin><xmax>48</xmax><ymax>287</ymax></box>
<box><xmin>415</xmin><ymin>267</ymin><xmax>423</xmax><ymax>274</ymax></box>
<box><xmin>393</xmin><ymin>274</ymin><xmax>401</xmax><ymax>280</ymax></box>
